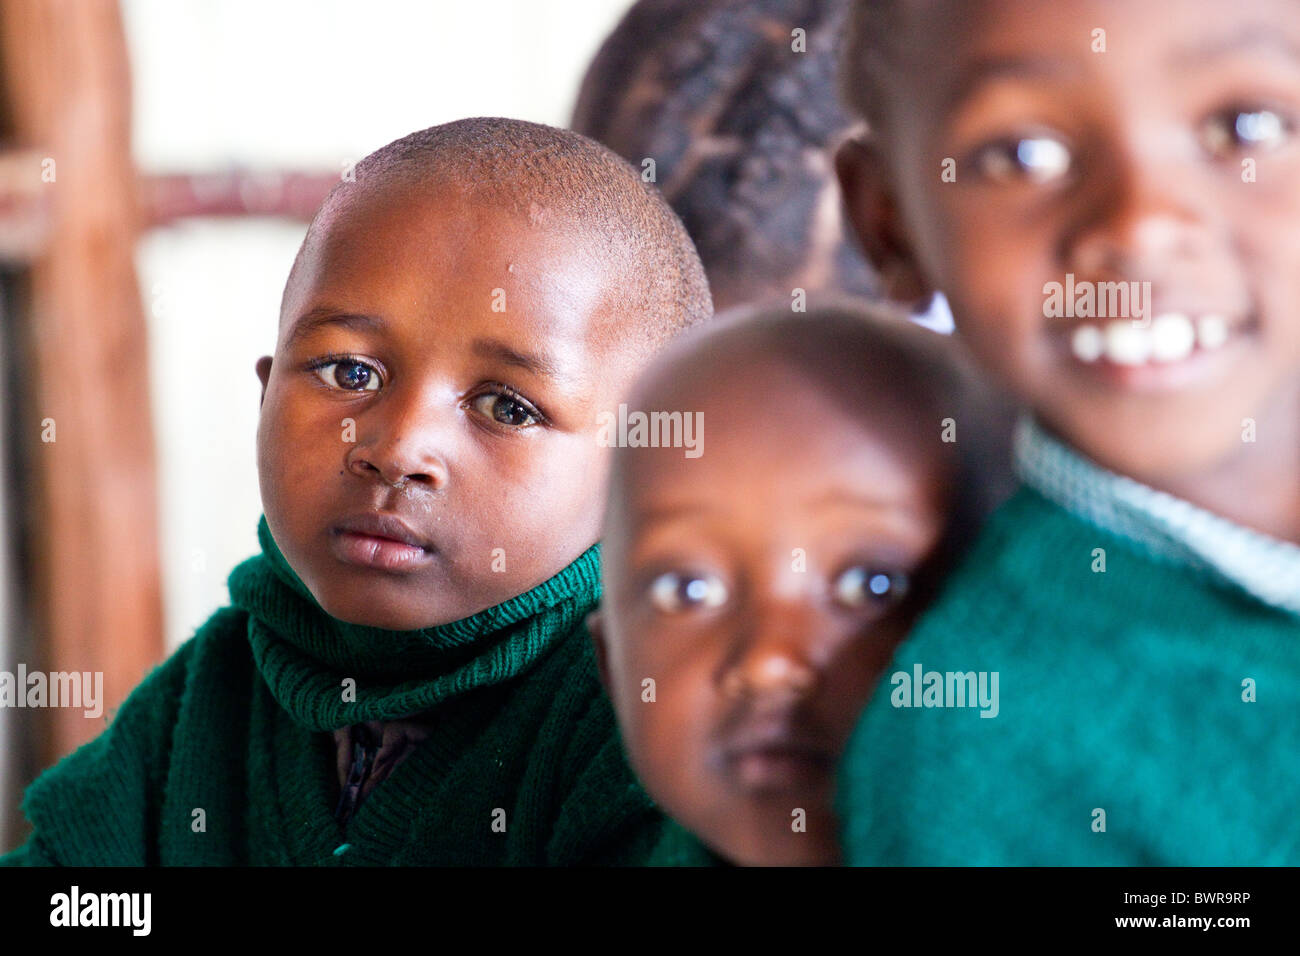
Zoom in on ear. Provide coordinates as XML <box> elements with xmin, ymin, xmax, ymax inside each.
<box><xmin>835</xmin><ymin>130</ymin><xmax>933</xmax><ymax>306</ymax></box>
<box><xmin>255</xmin><ymin>356</ymin><xmax>273</xmax><ymax>408</ymax></box>
<box><xmin>586</xmin><ymin>609</ymin><xmax>612</xmax><ymax>693</ymax></box>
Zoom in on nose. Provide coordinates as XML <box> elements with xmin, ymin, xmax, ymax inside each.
<box><xmin>345</xmin><ymin>387</ymin><xmax>450</xmax><ymax>490</ymax></box>
<box><xmin>718</xmin><ymin>600</ymin><xmax>820</xmax><ymax>703</ymax></box>
<box><xmin>1064</xmin><ymin>148</ymin><xmax>1213</xmax><ymax>279</ymax></box>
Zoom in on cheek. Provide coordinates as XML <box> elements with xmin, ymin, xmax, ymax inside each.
<box><xmin>259</xmin><ymin>396</ymin><xmax>342</xmax><ymax>502</ymax></box>
<box><xmin>611</xmin><ymin>622</ymin><xmax>718</xmax><ymax>776</ymax></box>
<box><xmin>481</xmin><ymin>433</ymin><xmax>606</xmax><ymax>538</ymax></box>
<box><xmin>1243</xmin><ymin>189</ymin><xmax>1300</xmax><ymax>357</ymax></box>
<box><xmin>915</xmin><ymin>191</ymin><xmax>1050</xmax><ymax>383</ymax></box>
<box><xmin>824</xmin><ymin>623</ymin><xmax>908</xmax><ymax>736</ymax></box>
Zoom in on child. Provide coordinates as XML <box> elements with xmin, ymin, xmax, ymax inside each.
<box><xmin>834</xmin><ymin>0</ymin><xmax>1300</xmax><ymax>864</ymax></box>
<box><xmin>0</xmin><ymin>117</ymin><xmax>711</xmax><ymax>865</ymax></box>
<box><xmin>589</xmin><ymin>303</ymin><xmax>1010</xmax><ymax>865</ymax></box>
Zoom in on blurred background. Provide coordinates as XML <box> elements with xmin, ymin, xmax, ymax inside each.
<box><xmin>0</xmin><ymin>0</ymin><xmax>932</xmax><ymax>852</ymax></box>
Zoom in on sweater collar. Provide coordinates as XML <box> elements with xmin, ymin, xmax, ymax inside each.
<box><xmin>1015</xmin><ymin>416</ymin><xmax>1300</xmax><ymax>615</ymax></box>
<box><xmin>227</xmin><ymin>516</ymin><xmax>602</xmax><ymax>731</ymax></box>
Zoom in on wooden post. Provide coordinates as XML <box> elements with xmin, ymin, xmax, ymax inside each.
<box><xmin>0</xmin><ymin>0</ymin><xmax>163</xmax><ymax>765</ymax></box>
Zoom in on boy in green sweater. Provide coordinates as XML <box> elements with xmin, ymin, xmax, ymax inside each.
<box><xmin>834</xmin><ymin>0</ymin><xmax>1300</xmax><ymax>863</ymax></box>
<box><xmin>1</xmin><ymin>117</ymin><xmax>711</xmax><ymax>865</ymax></box>
<box><xmin>590</xmin><ymin>303</ymin><xmax>1010</xmax><ymax>865</ymax></box>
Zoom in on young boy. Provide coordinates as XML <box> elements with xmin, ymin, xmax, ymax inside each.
<box><xmin>0</xmin><ymin>117</ymin><xmax>711</xmax><ymax>865</ymax></box>
<box><xmin>589</xmin><ymin>303</ymin><xmax>1010</xmax><ymax>865</ymax></box>
<box><xmin>834</xmin><ymin>0</ymin><xmax>1300</xmax><ymax>864</ymax></box>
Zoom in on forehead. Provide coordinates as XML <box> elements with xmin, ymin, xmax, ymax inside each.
<box><xmin>612</xmin><ymin>358</ymin><xmax>949</xmax><ymax>538</ymax></box>
<box><xmin>884</xmin><ymin>0</ymin><xmax>1300</xmax><ymax>117</ymax></box>
<box><xmin>281</xmin><ymin>179</ymin><xmax>620</xmax><ymax>352</ymax></box>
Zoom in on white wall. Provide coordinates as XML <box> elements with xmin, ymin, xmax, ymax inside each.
<box><xmin>121</xmin><ymin>0</ymin><xmax>636</xmax><ymax>650</ymax></box>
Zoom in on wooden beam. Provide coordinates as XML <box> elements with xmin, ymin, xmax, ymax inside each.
<box><xmin>0</xmin><ymin>0</ymin><xmax>163</xmax><ymax>765</ymax></box>
<box><xmin>142</xmin><ymin>169</ymin><xmax>337</xmax><ymax>226</ymax></box>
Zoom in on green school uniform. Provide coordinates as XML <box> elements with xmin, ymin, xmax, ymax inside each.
<box><xmin>837</xmin><ymin>419</ymin><xmax>1300</xmax><ymax>866</ymax></box>
<box><xmin>1</xmin><ymin>518</ymin><xmax>662</xmax><ymax>865</ymax></box>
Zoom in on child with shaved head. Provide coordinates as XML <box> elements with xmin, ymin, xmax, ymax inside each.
<box><xmin>2</xmin><ymin>117</ymin><xmax>710</xmax><ymax>866</ymax></box>
<box><xmin>590</xmin><ymin>302</ymin><xmax>1009</xmax><ymax>865</ymax></box>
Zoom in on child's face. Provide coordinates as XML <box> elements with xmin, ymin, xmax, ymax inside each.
<box><xmin>594</xmin><ymin>361</ymin><xmax>948</xmax><ymax>865</ymax></box>
<box><xmin>842</xmin><ymin>0</ymin><xmax>1300</xmax><ymax>482</ymax></box>
<box><xmin>257</xmin><ymin>182</ymin><xmax>633</xmax><ymax>630</ymax></box>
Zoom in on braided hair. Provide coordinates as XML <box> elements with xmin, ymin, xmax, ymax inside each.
<box><xmin>572</xmin><ymin>0</ymin><xmax>879</xmax><ymax>311</ymax></box>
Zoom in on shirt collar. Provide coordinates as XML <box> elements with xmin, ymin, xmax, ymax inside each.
<box><xmin>1014</xmin><ymin>415</ymin><xmax>1300</xmax><ymax>616</ymax></box>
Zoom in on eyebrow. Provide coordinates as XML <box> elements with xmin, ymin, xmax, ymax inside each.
<box><xmin>471</xmin><ymin>338</ymin><xmax>564</xmax><ymax>379</ymax></box>
<box><xmin>631</xmin><ymin>501</ymin><xmax>715</xmax><ymax>525</ymax></box>
<box><xmin>943</xmin><ymin>55</ymin><xmax>1077</xmax><ymax>116</ymax></box>
<box><xmin>1172</xmin><ymin>25</ymin><xmax>1300</xmax><ymax>66</ymax></box>
<box><xmin>284</xmin><ymin>307</ymin><xmax>386</xmax><ymax>349</ymax></box>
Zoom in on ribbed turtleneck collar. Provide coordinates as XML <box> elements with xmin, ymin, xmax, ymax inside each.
<box><xmin>227</xmin><ymin>516</ymin><xmax>602</xmax><ymax>731</ymax></box>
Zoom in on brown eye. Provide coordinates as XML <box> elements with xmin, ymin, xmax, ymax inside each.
<box><xmin>833</xmin><ymin>566</ymin><xmax>909</xmax><ymax>610</ymax></box>
<box><xmin>971</xmin><ymin>135</ymin><xmax>1071</xmax><ymax>184</ymax></box>
<box><xmin>314</xmin><ymin>360</ymin><xmax>379</xmax><ymax>391</ymax></box>
<box><xmin>648</xmin><ymin>571</ymin><xmax>728</xmax><ymax>613</ymax></box>
<box><xmin>1202</xmin><ymin>107</ymin><xmax>1292</xmax><ymax>156</ymax></box>
<box><xmin>470</xmin><ymin>392</ymin><xmax>540</xmax><ymax>428</ymax></box>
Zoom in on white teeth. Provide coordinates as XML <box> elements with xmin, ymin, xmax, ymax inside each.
<box><xmin>1071</xmin><ymin>324</ymin><xmax>1104</xmax><ymax>363</ymax></box>
<box><xmin>1149</xmin><ymin>313</ymin><xmax>1195</xmax><ymax>363</ymax></box>
<box><xmin>1104</xmin><ymin>320</ymin><xmax>1151</xmax><ymax>366</ymax></box>
<box><xmin>1070</xmin><ymin>313</ymin><xmax>1233</xmax><ymax>366</ymax></box>
<box><xmin>1197</xmin><ymin>314</ymin><xmax>1230</xmax><ymax>351</ymax></box>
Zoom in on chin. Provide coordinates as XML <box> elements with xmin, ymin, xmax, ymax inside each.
<box><xmin>1069</xmin><ymin>416</ymin><xmax>1248</xmax><ymax>485</ymax></box>
<box><xmin>715</xmin><ymin>831</ymin><xmax>840</xmax><ymax>867</ymax></box>
<box><xmin>321</xmin><ymin>601</ymin><xmax>429</xmax><ymax>631</ymax></box>
<box><xmin>684</xmin><ymin>798</ymin><xmax>840</xmax><ymax>866</ymax></box>
<box><xmin>312</xmin><ymin>585</ymin><xmax>451</xmax><ymax>632</ymax></box>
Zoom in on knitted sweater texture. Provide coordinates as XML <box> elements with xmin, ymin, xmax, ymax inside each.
<box><xmin>1</xmin><ymin>518</ymin><xmax>662</xmax><ymax>866</ymax></box>
<box><xmin>838</xmin><ymin>487</ymin><xmax>1300</xmax><ymax>865</ymax></box>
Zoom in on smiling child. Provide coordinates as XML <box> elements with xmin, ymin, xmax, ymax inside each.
<box><xmin>1</xmin><ymin>118</ymin><xmax>711</xmax><ymax>865</ymax></box>
<box><xmin>834</xmin><ymin>0</ymin><xmax>1300</xmax><ymax>864</ymax></box>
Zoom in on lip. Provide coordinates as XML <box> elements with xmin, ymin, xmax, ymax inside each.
<box><xmin>329</xmin><ymin>512</ymin><xmax>436</xmax><ymax>572</ymax></box>
<box><xmin>717</xmin><ymin>718</ymin><xmax>838</xmax><ymax>794</ymax></box>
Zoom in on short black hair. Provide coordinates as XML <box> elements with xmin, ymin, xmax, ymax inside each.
<box><xmin>612</xmin><ymin>298</ymin><xmax>1015</xmax><ymax>596</ymax></box>
<box><xmin>572</xmin><ymin>0</ymin><xmax>878</xmax><ymax>309</ymax></box>
<box><xmin>284</xmin><ymin>117</ymin><xmax>712</xmax><ymax>351</ymax></box>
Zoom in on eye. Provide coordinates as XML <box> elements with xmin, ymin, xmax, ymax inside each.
<box><xmin>648</xmin><ymin>571</ymin><xmax>728</xmax><ymax>614</ymax></box>
<box><xmin>1201</xmin><ymin>106</ymin><xmax>1293</xmax><ymax>156</ymax></box>
<box><xmin>313</xmin><ymin>359</ymin><xmax>380</xmax><ymax>392</ymax></box>
<box><xmin>970</xmin><ymin>135</ymin><xmax>1071</xmax><ymax>184</ymax></box>
<box><xmin>469</xmin><ymin>391</ymin><xmax>543</xmax><ymax>428</ymax></box>
<box><xmin>832</xmin><ymin>565</ymin><xmax>909</xmax><ymax>611</ymax></box>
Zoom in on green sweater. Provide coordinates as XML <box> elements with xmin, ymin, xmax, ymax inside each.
<box><xmin>838</xmin><ymin>487</ymin><xmax>1300</xmax><ymax>866</ymax></box>
<box><xmin>1</xmin><ymin>518</ymin><xmax>662</xmax><ymax>865</ymax></box>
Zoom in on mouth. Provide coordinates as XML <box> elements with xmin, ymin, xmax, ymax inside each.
<box><xmin>1057</xmin><ymin>310</ymin><xmax>1256</xmax><ymax>392</ymax></box>
<box><xmin>717</xmin><ymin>719</ymin><xmax>838</xmax><ymax>794</ymax></box>
<box><xmin>329</xmin><ymin>512</ymin><xmax>437</xmax><ymax>572</ymax></box>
